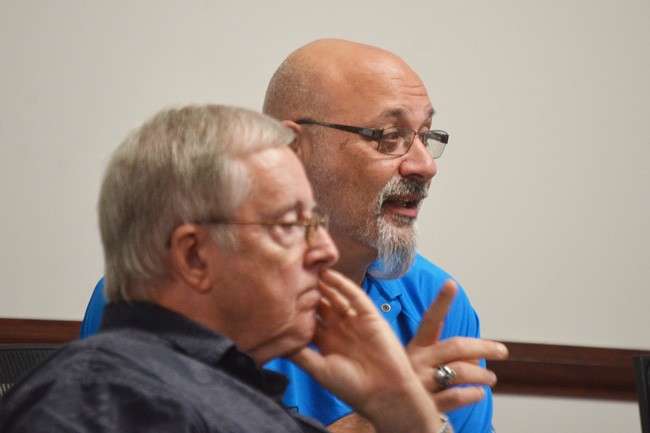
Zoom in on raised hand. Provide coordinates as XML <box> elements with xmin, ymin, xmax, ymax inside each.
<box><xmin>289</xmin><ymin>269</ymin><xmax>445</xmax><ymax>433</ymax></box>
<box><xmin>406</xmin><ymin>280</ymin><xmax>509</xmax><ymax>413</ymax></box>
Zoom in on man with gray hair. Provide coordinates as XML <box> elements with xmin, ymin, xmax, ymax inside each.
<box><xmin>0</xmin><ymin>104</ymin><xmax>453</xmax><ymax>433</ymax></box>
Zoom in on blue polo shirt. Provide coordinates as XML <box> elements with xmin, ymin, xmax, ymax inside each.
<box><xmin>80</xmin><ymin>254</ymin><xmax>492</xmax><ymax>433</ymax></box>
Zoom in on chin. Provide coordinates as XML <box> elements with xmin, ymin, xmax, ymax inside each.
<box><xmin>280</xmin><ymin>332</ymin><xmax>314</xmax><ymax>359</ymax></box>
<box><xmin>291</xmin><ymin>315</ymin><xmax>318</xmax><ymax>344</ymax></box>
<box><xmin>387</xmin><ymin>214</ymin><xmax>416</xmax><ymax>229</ymax></box>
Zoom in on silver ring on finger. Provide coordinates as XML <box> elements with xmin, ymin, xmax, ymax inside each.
<box><xmin>434</xmin><ymin>364</ymin><xmax>457</xmax><ymax>390</ymax></box>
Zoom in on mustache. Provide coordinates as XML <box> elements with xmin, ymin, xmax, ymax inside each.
<box><xmin>375</xmin><ymin>177</ymin><xmax>429</xmax><ymax>215</ymax></box>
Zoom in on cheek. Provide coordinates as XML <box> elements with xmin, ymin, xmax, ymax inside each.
<box><xmin>342</xmin><ymin>156</ymin><xmax>398</xmax><ymax>198</ymax></box>
<box><xmin>256</xmin><ymin>253</ymin><xmax>307</xmax><ymax>302</ymax></box>
<box><xmin>311</xmin><ymin>163</ymin><xmax>375</xmax><ymax>209</ymax></box>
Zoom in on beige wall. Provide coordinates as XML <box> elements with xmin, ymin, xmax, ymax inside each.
<box><xmin>1</xmin><ymin>1</ymin><xmax>648</xmax><ymax>431</ymax></box>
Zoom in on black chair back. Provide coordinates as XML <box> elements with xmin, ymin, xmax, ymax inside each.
<box><xmin>634</xmin><ymin>355</ymin><xmax>650</xmax><ymax>433</ymax></box>
<box><xmin>0</xmin><ymin>344</ymin><xmax>60</xmax><ymax>397</ymax></box>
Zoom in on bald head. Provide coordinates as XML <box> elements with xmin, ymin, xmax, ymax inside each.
<box><xmin>262</xmin><ymin>39</ymin><xmax>438</xmax><ymax>282</ymax></box>
<box><xmin>263</xmin><ymin>39</ymin><xmax>428</xmax><ymax>123</ymax></box>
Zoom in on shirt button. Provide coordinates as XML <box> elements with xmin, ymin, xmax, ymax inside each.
<box><xmin>380</xmin><ymin>303</ymin><xmax>391</xmax><ymax>313</ymax></box>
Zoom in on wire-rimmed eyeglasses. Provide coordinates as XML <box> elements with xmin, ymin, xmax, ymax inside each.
<box><xmin>198</xmin><ymin>211</ymin><xmax>329</xmax><ymax>247</ymax></box>
<box><xmin>295</xmin><ymin>118</ymin><xmax>448</xmax><ymax>158</ymax></box>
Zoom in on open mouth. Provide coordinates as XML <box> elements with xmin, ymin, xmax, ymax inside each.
<box><xmin>376</xmin><ymin>177</ymin><xmax>429</xmax><ymax>219</ymax></box>
<box><xmin>381</xmin><ymin>195</ymin><xmax>423</xmax><ymax>218</ymax></box>
<box><xmin>384</xmin><ymin>196</ymin><xmax>421</xmax><ymax>208</ymax></box>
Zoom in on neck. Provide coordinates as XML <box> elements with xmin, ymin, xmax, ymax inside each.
<box><xmin>329</xmin><ymin>232</ymin><xmax>376</xmax><ymax>285</ymax></box>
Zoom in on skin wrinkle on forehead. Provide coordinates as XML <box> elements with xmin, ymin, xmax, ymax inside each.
<box><xmin>343</xmin><ymin>82</ymin><xmax>433</xmax><ymax>129</ymax></box>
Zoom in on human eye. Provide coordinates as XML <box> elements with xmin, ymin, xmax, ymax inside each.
<box><xmin>378</xmin><ymin>127</ymin><xmax>406</xmax><ymax>154</ymax></box>
<box><xmin>276</xmin><ymin>221</ymin><xmax>300</xmax><ymax>232</ymax></box>
<box><xmin>269</xmin><ymin>218</ymin><xmax>304</xmax><ymax>247</ymax></box>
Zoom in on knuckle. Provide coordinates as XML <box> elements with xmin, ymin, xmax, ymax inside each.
<box><xmin>433</xmin><ymin>388</ymin><xmax>466</xmax><ymax>412</ymax></box>
<box><xmin>444</xmin><ymin>337</ymin><xmax>465</xmax><ymax>353</ymax></box>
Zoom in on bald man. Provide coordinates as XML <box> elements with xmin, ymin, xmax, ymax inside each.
<box><xmin>263</xmin><ymin>39</ymin><xmax>506</xmax><ymax>433</ymax></box>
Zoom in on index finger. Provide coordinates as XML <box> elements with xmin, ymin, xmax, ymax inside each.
<box><xmin>318</xmin><ymin>268</ymin><xmax>376</xmax><ymax>313</ymax></box>
<box><xmin>409</xmin><ymin>279</ymin><xmax>457</xmax><ymax>348</ymax></box>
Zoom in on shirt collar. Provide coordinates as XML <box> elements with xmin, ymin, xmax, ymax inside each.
<box><xmin>100</xmin><ymin>301</ymin><xmax>288</xmax><ymax>400</ymax></box>
<box><xmin>363</xmin><ymin>272</ymin><xmax>404</xmax><ymax>300</ymax></box>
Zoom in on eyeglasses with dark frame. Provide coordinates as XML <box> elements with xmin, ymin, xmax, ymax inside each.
<box><xmin>295</xmin><ymin>118</ymin><xmax>448</xmax><ymax>158</ymax></box>
<box><xmin>197</xmin><ymin>211</ymin><xmax>329</xmax><ymax>247</ymax></box>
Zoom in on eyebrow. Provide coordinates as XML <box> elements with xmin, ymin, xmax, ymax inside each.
<box><xmin>376</xmin><ymin>107</ymin><xmax>436</xmax><ymax>125</ymax></box>
<box><xmin>269</xmin><ymin>201</ymin><xmax>318</xmax><ymax>220</ymax></box>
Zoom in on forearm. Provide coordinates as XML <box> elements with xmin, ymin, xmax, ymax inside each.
<box><xmin>329</xmin><ymin>410</ymin><xmax>447</xmax><ymax>433</ymax></box>
<box><xmin>360</xmin><ymin>387</ymin><xmax>445</xmax><ymax>433</ymax></box>
<box><xmin>328</xmin><ymin>413</ymin><xmax>375</xmax><ymax>433</ymax></box>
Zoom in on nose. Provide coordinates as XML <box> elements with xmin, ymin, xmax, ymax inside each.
<box><xmin>398</xmin><ymin>136</ymin><xmax>437</xmax><ymax>182</ymax></box>
<box><xmin>305</xmin><ymin>226</ymin><xmax>339</xmax><ymax>270</ymax></box>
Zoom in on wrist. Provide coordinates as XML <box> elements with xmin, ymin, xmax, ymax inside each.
<box><xmin>437</xmin><ymin>415</ymin><xmax>453</xmax><ymax>433</ymax></box>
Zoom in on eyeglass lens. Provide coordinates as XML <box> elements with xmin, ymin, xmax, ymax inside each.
<box><xmin>305</xmin><ymin>214</ymin><xmax>328</xmax><ymax>245</ymax></box>
<box><xmin>378</xmin><ymin>128</ymin><xmax>445</xmax><ymax>158</ymax></box>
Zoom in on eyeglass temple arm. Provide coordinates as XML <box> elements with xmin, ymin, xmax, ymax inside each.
<box><xmin>295</xmin><ymin>119</ymin><xmax>383</xmax><ymax>140</ymax></box>
<box><xmin>426</xmin><ymin>130</ymin><xmax>449</xmax><ymax>144</ymax></box>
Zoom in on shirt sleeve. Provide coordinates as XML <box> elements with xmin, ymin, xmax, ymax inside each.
<box><xmin>79</xmin><ymin>277</ymin><xmax>108</xmax><ymax>339</ymax></box>
<box><xmin>265</xmin><ymin>356</ymin><xmax>353</xmax><ymax>426</ymax></box>
<box><xmin>0</xmin><ymin>377</ymin><xmax>200</xmax><ymax>433</ymax></box>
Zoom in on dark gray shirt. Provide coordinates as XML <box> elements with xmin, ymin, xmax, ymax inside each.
<box><xmin>0</xmin><ymin>302</ymin><xmax>328</xmax><ymax>433</ymax></box>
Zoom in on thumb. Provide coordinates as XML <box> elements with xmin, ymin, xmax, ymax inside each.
<box><xmin>288</xmin><ymin>346</ymin><xmax>323</xmax><ymax>378</ymax></box>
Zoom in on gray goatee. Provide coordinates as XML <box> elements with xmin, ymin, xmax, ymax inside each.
<box><xmin>367</xmin><ymin>177</ymin><xmax>427</xmax><ymax>279</ymax></box>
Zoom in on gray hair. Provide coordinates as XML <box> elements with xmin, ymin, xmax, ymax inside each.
<box><xmin>99</xmin><ymin>104</ymin><xmax>295</xmax><ymax>302</ymax></box>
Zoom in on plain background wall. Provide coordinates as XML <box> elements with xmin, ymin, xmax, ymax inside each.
<box><xmin>1</xmin><ymin>1</ymin><xmax>648</xmax><ymax>432</ymax></box>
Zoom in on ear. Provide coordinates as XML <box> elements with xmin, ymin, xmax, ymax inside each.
<box><xmin>168</xmin><ymin>224</ymin><xmax>215</xmax><ymax>294</ymax></box>
<box><xmin>282</xmin><ymin>120</ymin><xmax>312</xmax><ymax>163</ymax></box>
